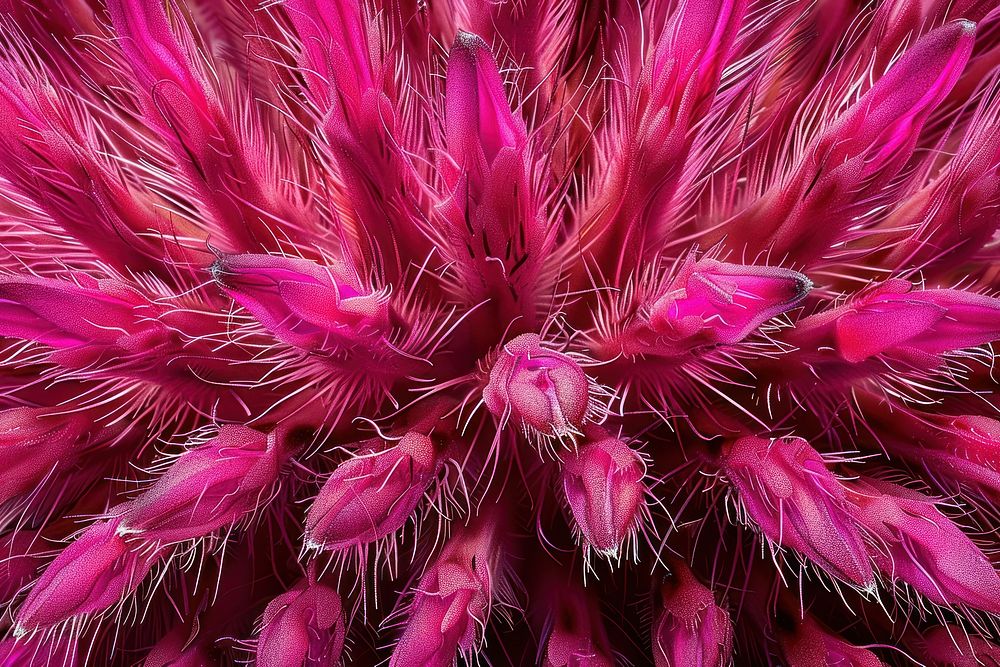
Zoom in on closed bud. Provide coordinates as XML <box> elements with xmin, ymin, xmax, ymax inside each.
<box><xmin>15</xmin><ymin>518</ymin><xmax>159</xmax><ymax>632</ymax></box>
<box><xmin>213</xmin><ymin>253</ymin><xmax>389</xmax><ymax>353</ymax></box>
<box><xmin>919</xmin><ymin>625</ymin><xmax>1000</xmax><ymax>667</ymax></box>
<box><xmin>722</xmin><ymin>436</ymin><xmax>873</xmax><ymax>587</ymax></box>
<box><xmin>779</xmin><ymin>616</ymin><xmax>885</xmax><ymax>667</ymax></box>
<box><xmin>653</xmin><ymin>563</ymin><xmax>733</xmax><ymax>667</ymax></box>
<box><xmin>119</xmin><ymin>425</ymin><xmax>286</xmax><ymax>544</ymax></box>
<box><xmin>543</xmin><ymin>584</ymin><xmax>614</xmax><ymax>667</ymax></box>
<box><xmin>791</xmin><ymin>280</ymin><xmax>1000</xmax><ymax>363</ymax></box>
<box><xmin>484</xmin><ymin>334</ymin><xmax>598</xmax><ymax>440</ymax></box>
<box><xmin>561</xmin><ymin>432</ymin><xmax>646</xmax><ymax>556</ymax></box>
<box><xmin>255</xmin><ymin>581</ymin><xmax>345</xmax><ymax>667</ymax></box>
<box><xmin>305</xmin><ymin>432</ymin><xmax>438</xmax><ymax>551</ymax></box>
<box><xmin>846</xmin><ymin>478</ymin><xmax>1000</xmax><ymax>612</ymax></box>
<box><xmin>390</xmin><ymin>514</ymin><xmax>500</xmax><ymax>667</ymax></box>
<box><xmin>0</xmin><ymin>407</ymin><xmax>90</xmax><ymax>506</ymax></box>
<box><xmin>647</xmin><ymin>258</ymin><xmax>810</xmax><ymax>349</ymax></box>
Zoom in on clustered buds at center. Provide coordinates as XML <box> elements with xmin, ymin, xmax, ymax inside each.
<box><xmin>653</xmin><ymin>563</ymin><xmax>733</xmax><ymax>667</ymax></box>
<box><xmin>721</xmin><ymin>435</ymin><xmax>874</xmax><ymax>587</ymax></box>
<box><xmin>304</xmin><ymin>431</ymin><xmax>439</xmax><ymax>551</ymax></box>
<box><xmin>561</xmin><ymin>430</ymin><xmax>647</xmax><ymax>557</ymax></box>
<box><xmin>484</xmin><ymin>334</ymin><xmax>600</xmax><ymax>441</ymax></box>
<box><xmin>255</xmin><ymin>581</ymin><xmax>346</xmax><ymax>667</ymax></box>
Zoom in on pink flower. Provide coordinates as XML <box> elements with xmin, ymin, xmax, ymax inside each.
<box><xmin>653</xmin><ymin>563</ymin><xmax>733</xmax><ymax>667</ymax></box>
<box><xmin>14</xmin><ymin>518</ymin><xmax>160</xmax><ymax>632</ymax></box>
<box><xmin>118</xmin><ymin>426</ymin><xmax>287</xmax><ymax>544</ymax></box>
<box><xmin>213</xmin><ymin>253</ymin><xmax>389</xmax><ymax>354</ymax></box>
<box><xmin>846</xmin><ymin>478</ymin><xmax>1000</xmax><ymax>611</ymax></box>
<box><xmin>255</xmin><ymin>581</ymin><xmax>345</xmax><ymax>667</ymax></box>
<box><xmin>484</xmin><ymin>334</ymin><xmax>598</xmax><ymax>440</ymax></box>
<box><xmin>390</xmin><ymin>513</ymin><xmax>500</xmax><ymax>667</ymax></box>
<box><xmin>721</xmin><ymin>435</ymin><xmax>873</xmax><ymax>587</ymax></box>
<box><xmin>304</xmin><ymin>431</ymin><xmax>439</xmax><ymax>551</ymax></box>
<box><xmin>561</xmin><ymin>430</ymin><xmax>647</xmax><ymax>556</ymax></box>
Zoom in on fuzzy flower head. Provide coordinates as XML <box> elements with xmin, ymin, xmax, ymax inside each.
<box><xmin>0</xmin><ymin>0</ymin><xmax>1000</xmax><ymax>664</ymax></box>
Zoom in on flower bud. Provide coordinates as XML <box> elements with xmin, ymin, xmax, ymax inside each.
<box><xmin>779</xmin><ymin>616</ymin><xmax>885</xmax><ymax>667</ymax></box>
<box><xmin>255</xmin><ymin>581</ymin><xmax>345</xmax><ymax>667</ymax></box>
<box><xmin>919</xmin><ymin>625</ymin><xmax>1000</xmax><ymax>666</ymax></box>
<box><xmin>653</xmin><ymin>563</ymin><xmax>733</xmax><ymax>667</ymax></box>
<box><xmin>722</xmin><ymin>436</ymin><xmax>873</xmax><ymax>587</ymax></box>
<box><xmin>119</xmin><ymin>425</ymin><xmax>285</xmax><ymax>544</ymax></box>
<box><xmin>790</xmin><ymin>280</ymin><xmax>1000</xmax><ymax>363</ymax></box>
<box><xmin>561</xmin><ymin>433</ymin><xmax>646</xmax><ymax>556</ymax></box>
<box><xmin>390</xmin><ymin>514</ymin><xmax>500</xmax><ymax>667</ymax></box>
<box><xmin>846</xmin><ymin>478</ymin><xmax>1000</xmax><ymax>612</ymax></box>
<box><xmin>15</xmin><ymin>518</ymin><xmax>159</xmax><ymax>632</ymax></box>
<box><xmin>305</xmin><ymin>432</ymin><xmax>438</xmax><ymax>551</ymax></box>
<box><xmin>646</xmin><ymin>258</ymin><xmax>810</xmax><ymax>348</ymax></box>
<box><xmin>543</xmin><ymin>584</ymin><xmax>614</xmax><ymax>667</ymax></box>
<box><xmin>484</xmin><ymin>334</ymin><xmax>596</xmax><ymax>440</ymax></box>
<box><xmin>213</xmin><ymin>253</ymin><xmax>388</xmax><ymax>353</ymax></box>
<box><xmin>0</xmin><ymin>407</ymin><xmax>89</xmax><ymax>507</ymax></box>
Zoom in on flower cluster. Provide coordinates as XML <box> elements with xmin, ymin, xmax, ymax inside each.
<box><xmin>0</xmin><ymin>0</ymin><xmax>999</xmax><ymax>665</ymax></box>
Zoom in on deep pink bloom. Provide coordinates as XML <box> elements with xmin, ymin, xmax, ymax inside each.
<box><xmin>484</xmin><ymin>334</ymin><xmax>597</xmax><ymax>440</ymax></box>
<box><xmin>653</xmin><ymin>563</ymin><xmax>733</xmax><ymax>667</ymax></box>
<box><xmin>14</xmin><ymin>518</ymin><xmax>160</xmax><ymax>633</ymax></box>
<box><xmin>255</xmin><ymin>581</ymin><xmax>345</xmax><ymax>667</ymax></box>
<box><xmin>721</xmin><ymin>435</ymin><xmax>873</xmax><ymax>587</ymax></box>
<box><xmin>846</xmin><ymin>478</ymin><xmax>1000</xmax><ymax>612</ymax></box>
<box><xmin>390</xmin><ymin>513</ymin><xmax>501</xmax><ymax>667</ymax></box>
<box><xmin>561</xmin><ymin>430</ymin><xmax>647</xmax><ymax>556</ymax></box>
<box><xmin>117</xmin><ymin>425</ymin><xmax>288</xmax><ymax>544</ymax></box>
<box><xmin>304</xmin><ymin>431</ymin><xmax>439</xmax><ymax>551</ymax></box>
<box><xmin>0</xmin><ymin>0</ymin><xmax>1000</xmax><ymax>664</ymax></box>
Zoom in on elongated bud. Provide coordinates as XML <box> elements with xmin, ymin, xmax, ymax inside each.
<box><xmin>119</xmin><ymin>426</ymin><xmax>286</xmax><ymax>544</ymax></box>
<box><xmin>390</xmin><ymin>513</ymin><xmax>500</xmax><ymax>667</ymax></box>
<box><xmin>726</xmin><ymin>20</ymin><xmax>975</xmax><ymax>263</ymax></box>
<box><xmin>645</xmin><ymin>258</ymin><xmax>811</xmax><ymax>349</ymax></box>
<box><xmin>779</xmin><ymin>616</ymin><xmax>885</xmax><ymax>667</ymax></box>
<box><xmin>543</xmin><ymin>584</ymin><xmax>614</xmax><ymax>667</ymax></box>
<box><xmin>0</xmin><ymin>530</ymin><xmax>45</xmax><ymax>603</ymax></box>
<box><xmin>484</xmin><ymin>334</ymin><xmax>599</xmax><ymax>440</ymax></box>
<box><xmin>919</xmin><ymin>625</ymin><xmax>1000</xmax><ymax>666</ymax></box>
<box><xmin>255</xmin><ymin>581</ymin><xmax>345</xmax><ymax>667</ymax></box>
<box><xmin>15</xmin><ymin>518</ymin><xmax>159</xmax><ymax>632</ymax></box>
<box><xmin>846</xmin><ymin>478</ymin><xmax>1000</xmax><ymax>612</ymax></box>
<box><xmin>305</xmin><ymin>432</ymin><xmax>438</xmax><ymax>551</ymax></box>
<box><xmin>653</xmin><ymin>563</ymin><xmax>733</xmax><ymax>667</ymax></box>
<box><xmin>0</xmin><ymin>407</ymin><xmax>90</xmax><ymax>506</ymax></box>
<box><xmin>561</xmin><ymin>432</ymin><xmax>646</xmax><ymax>556</ymax></box>
<box><xmin>0</xmin><ymin>275</ymin><xmax>168</xmax><ymax>366</ymax></box>
<box><xmin>213</xmin><ymin>254</ymin><xmax>389</xmax><ymax>353</ymax></box>
<box><xmin>722</xmin><ymin>436</ymin><xmax>873</xmax><ymax>587</ymax></box>
<box><xmin>445</xmin><ymin>31</ymin><xmax>526</xmax><ymax>174</ymax></box>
